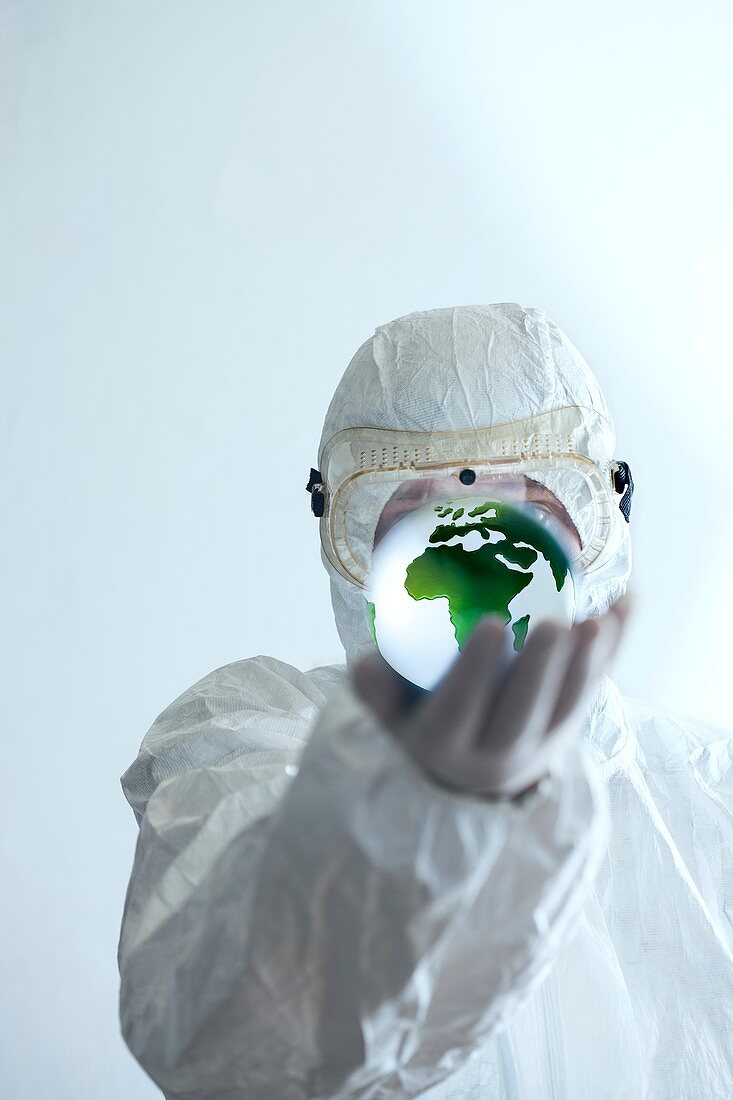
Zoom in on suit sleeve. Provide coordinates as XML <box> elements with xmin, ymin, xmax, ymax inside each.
<box><xmin>118</xmin><ymin>659</ymin><xmax>609</xmax><ymax>1099</ymax></box>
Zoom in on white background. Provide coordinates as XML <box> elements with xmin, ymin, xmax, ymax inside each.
<box><xmin>2</xmin><ymin>2</ymin><xmax>731</xmax><ymax>1096</ymax></box>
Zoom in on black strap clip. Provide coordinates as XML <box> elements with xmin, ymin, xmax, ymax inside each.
<box><xmin>612</xmin><ymin>460</ymin><xmax>634</xmax><ymax>523</ymax></box>
<box><xmin>306</xmin><ymin>467</ymin><xmax>325</xmax><ymax>517</ymax></box>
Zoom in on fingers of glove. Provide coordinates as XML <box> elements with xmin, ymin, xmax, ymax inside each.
<box><xmin>546</xmin><ymin>617</ymin><xmax>606</xmax><ymax>733</ymax></box>
<box><xmin>351</xmin><ymin>651</ymin><xmax>417</xmax><ymax>729</ymax></box>
<box><xmin>546</xmin><ymin>597</ymin><xmax>632</xmax><ymax>735</ymax></box>
<box><xmin>402</xmin><ymin>615</ymin><xmax>509</xmax><ymax>757</ymax></box>
<box><xmin>605</xmin><ymin>593</ymin><xmax>634</xmax><ymax>667</ymax></box>
<box><xmin>479</xmin><ymin>621</ymin><xmax>574</xmax><ymax>753</ymax></box>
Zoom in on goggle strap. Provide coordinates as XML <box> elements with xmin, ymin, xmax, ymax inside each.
<box><xmin>612</xmin><ymin>461</ymin><xmax>634</xmax><ymax>523</ymax></box>
<box><xmin>306</xmin><ymin>468</ymin><xmax>325</xmax><ymax>517</ymax></box>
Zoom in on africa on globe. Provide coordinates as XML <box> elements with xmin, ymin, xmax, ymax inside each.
<box><xmin>364</xmin><ymin>495</ymin><xmax>577</xmax><ymax>692</ymax></box>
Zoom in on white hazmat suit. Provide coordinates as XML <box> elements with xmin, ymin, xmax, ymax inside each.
<box><xmin>119</xmin><ymin>304</ymin><xmax>733</xmax><ymax>1099</ymax></box>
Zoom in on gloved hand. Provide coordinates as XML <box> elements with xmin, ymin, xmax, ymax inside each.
<box><xmin>351</xmin><ymin>595</ymin><xmax>633</xmax><ymax>800</ymax></box>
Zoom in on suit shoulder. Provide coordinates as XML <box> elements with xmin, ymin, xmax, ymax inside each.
<box><xmin>622</xmin><ymin>692</ymin><xmax>733</xmax><ymax>771</ymax></box>
<box><xmin>122</xmin><ymin>655</ymin><xmax>344</xmax><ymax>823</ymax></box>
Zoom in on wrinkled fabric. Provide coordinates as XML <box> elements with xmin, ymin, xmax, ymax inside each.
<box><xmin>119</xmin><ymin>304</ymin><xmax>733</xmax><ymax>1098</ymax></box>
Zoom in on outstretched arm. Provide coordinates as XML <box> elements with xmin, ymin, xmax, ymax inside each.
<box><xmin>118</xmin><ymin>615</ymin><xmax>620</xmax><ymax>1098</ymax></box>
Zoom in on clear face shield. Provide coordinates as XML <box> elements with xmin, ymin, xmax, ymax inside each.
<box><xmin>308</xmin><ymin>406</ymin><xmax>632</xmax><ymax>592</ymax></box>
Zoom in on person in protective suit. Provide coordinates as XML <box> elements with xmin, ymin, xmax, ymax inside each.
<box><xmin>118</xmin><ymin>304</ymin><xmax>733</xmax><ymax>1099</ymax></box>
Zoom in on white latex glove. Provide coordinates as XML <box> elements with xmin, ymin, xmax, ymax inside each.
<box><xmin>352</xmin><ymin>595</ymin><xmax>633</xmax><ymax>800</ymax></box>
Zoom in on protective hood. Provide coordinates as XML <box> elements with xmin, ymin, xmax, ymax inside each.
<box><xmin>316</xmin><ymin>303</ymin><xmax>632</xmax><ymax>668</ymax></box>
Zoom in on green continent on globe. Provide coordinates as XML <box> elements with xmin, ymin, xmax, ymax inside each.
<box><xmin>364</xmin><ymin>599</ymin><xmax>378</xmax><ymax>647</ymax></box>
<box><xmin>404</xmin><ymin>500</ymin><xmax>570</xmax><ymax>652</ymax></box>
